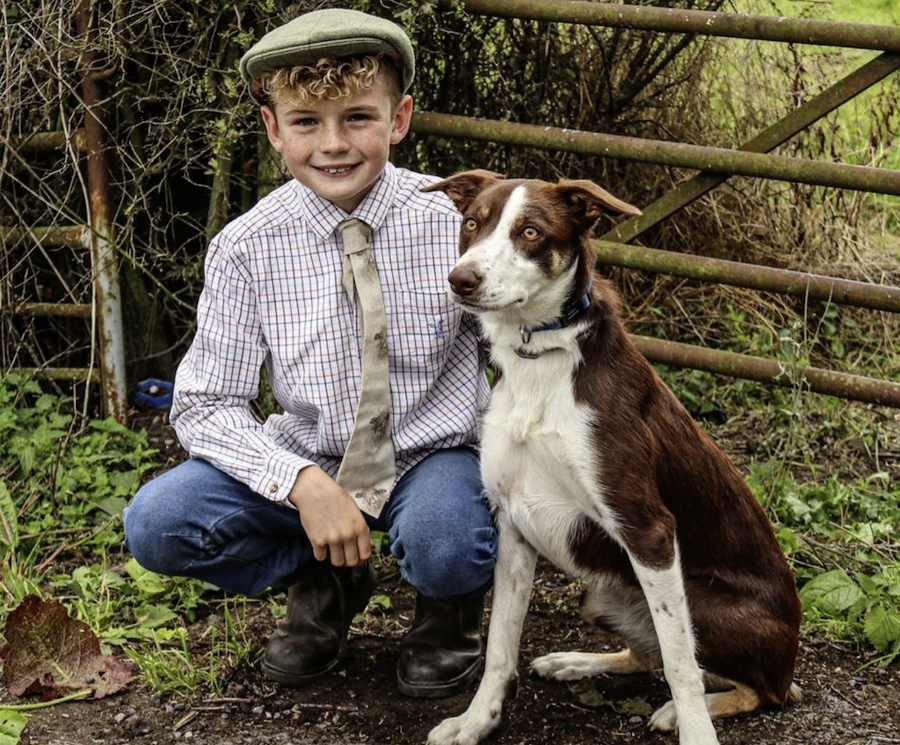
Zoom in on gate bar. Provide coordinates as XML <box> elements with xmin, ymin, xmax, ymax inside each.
<box><xmin>605</xmin><ymin>52</ymin><xmax>900</xmax><ymax>244</ymax></box>
<box><xmin>632</xmin><ymin>336</ymin><xmax>900</xmax><ymax>408</ymax></box>
<box><xmin>593</xmin><ymin>240</ymin><xmax>900</xmax><ymax>313</ymax></box>
<box><xmin>442</xmin><ymin>0</ymin><xmax>900</xmax><ymax>53</ymax></box>
<box><xmin>11</xmin><ymin>130</ymin><xmax>87</xmax><ymax>154</ymax></box>
<box><xmin>411</xmin><ymin>112</ymin><xmax>900</xmax><ymax>196</ymax></box>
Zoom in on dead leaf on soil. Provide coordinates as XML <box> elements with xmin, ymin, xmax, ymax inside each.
<box><xmin>570</xmin><ymin>680</ymin><xmax>654</xmax><ymax>716</ymax></box>
<box><xmin>0</xmin><ymin>595</ymin><xmax>132</xmax><ymax>700</ymax></box>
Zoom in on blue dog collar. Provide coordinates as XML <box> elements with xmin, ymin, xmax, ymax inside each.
<box><xmin>519</xmin><ymin>278</ymin><xmax>593</xmax><ymax>345</ymax></box>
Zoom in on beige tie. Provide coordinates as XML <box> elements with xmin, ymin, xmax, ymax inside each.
<box><xmin>336</xmin><ymin>218</ymin><xmax>396</xmax><ymax>517</ymax></box>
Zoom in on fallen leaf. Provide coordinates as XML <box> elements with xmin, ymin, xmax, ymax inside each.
<box><xmin>613</xmin><ymin>698</ymin><xmax>654</xmax><ymax>716</ymax></box>
<box><xmin>0</xmin><ymin>596</ymin><xmax>132</xmax><ymax>700</ymax></box>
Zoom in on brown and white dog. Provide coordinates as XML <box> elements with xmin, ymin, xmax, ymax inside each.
<box><xmin>422</xmin><ymin>171</ymin><xmax>802</xmax><ymax>745</ymax></box>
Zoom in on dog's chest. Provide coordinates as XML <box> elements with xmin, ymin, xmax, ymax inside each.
<box><xmin>481</xmin><ymin>350</ymin><xmax>603</xmax><ymax>570</ymax></box>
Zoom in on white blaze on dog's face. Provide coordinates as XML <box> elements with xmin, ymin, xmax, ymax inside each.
<box><xmin>450</xmin><ymin>182</ymin><xmax>576</xmax><ymax>325</ymax></box>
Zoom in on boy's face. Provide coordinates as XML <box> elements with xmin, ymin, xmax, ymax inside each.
<box><xmin>260</xmin><ymin>73</ymin><xmax>413</xmax><ymax>213</ymax></box>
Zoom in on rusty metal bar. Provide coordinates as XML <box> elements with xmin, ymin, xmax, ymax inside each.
<box><xmin>604</xmin><ymin>52</ymin><xmax>900</xmax><ymax>244</ymax></box>
<box><xmin>75</xmin><ymin>0</ymin><xmax>127</xmax><ymax>423</ymax></box>
<box><xmin>593</xmin><ymin>240</ymin><xmax>900</xmax><ymax>313</ymax></box>
<box><xmin>11</xmin><ymin>129</ymin><xmax>88</xmax><ymax>154</ymax></box>
<box><xmin>18</xmin><ymin>302</ymin><xmax>93</xmax><ymax>319</ymax></box>
<box><xmin>19</xmin><ymin>367</ymin><xmax>101</xmax><ymax>384</ymax></box>
<box><xmin>411</xmin><ymin>112</ymin><xmax>900</xmax><ymax>196</ymax></box>
<box><xmin>442</xmin><ymin>0</ymin><xmax>900</xmax><ymax>52</ymax></box>
<box><xmin>632</xmin><ymin>336</ymin><xmax>900</xmax><ymax>408</ymax></box>
<box><xmin>0</xmin><ymin>225</ymin><xmax>90</xmax><ymax>249</ymax></box>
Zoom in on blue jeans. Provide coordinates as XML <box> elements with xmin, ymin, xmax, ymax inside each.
<box><xmin>123</xmin><ymin>447</ymin><xmax>496</xmax><ymax>601</ymax></box>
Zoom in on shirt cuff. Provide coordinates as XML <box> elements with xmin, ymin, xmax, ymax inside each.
<box><xmin>252</xmin><ymin>449</ymin><xmax>317</xmax><ymax>504</ymax></box>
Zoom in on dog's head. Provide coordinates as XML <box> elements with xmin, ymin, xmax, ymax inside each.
<box><xmin>424</xmin><ymin>170</ymin><xmax>640</xmax><ymax>326</ymax></box>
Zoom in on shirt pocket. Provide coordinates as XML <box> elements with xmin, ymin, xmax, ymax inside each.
<box><xmin>393</xmin><ymin>287</ymin><xmax>461</xmax><ymax>375</ymax></box>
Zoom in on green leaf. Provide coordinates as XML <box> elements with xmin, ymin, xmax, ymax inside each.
<box><xmin>125</xmin><ymin>558</ymin><xmax>168</xmax><ymax>596</ymax></box>
<box><xmin>0</xmin><ymin>481</ymin><xmax>17</xmax><ymax>550</ymax></box>
<box><xmin>800</xmin><ymin>569</ymin><xmax>864</xmax><ymax>615</ymax></box>
<box><xmin>15</xmin><ymin>446</ymin><xmax>35</xmax><ymax>477</ymax></box>
<box><xmin>864</xmin><ymin>604</ymin><xmax>900</xmax><ymax>653</ymax></box>
<box><xmin>133</xmin><ymin>603</ymin><xmax>178</xmax><ymax>630</ymax></box>
<box><xmin>0</xmin><ymin>708</ymin><xmax>29</xmax><ymax>745</ymax></box>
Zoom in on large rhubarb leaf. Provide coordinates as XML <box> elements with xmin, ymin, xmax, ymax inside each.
<box><xmin>0</xmin><ymin>596</ymin><xmax>132</xmax><ymax>700</ymax></box>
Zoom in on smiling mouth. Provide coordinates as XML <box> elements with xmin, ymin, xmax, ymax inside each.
<box><xmin>317</xmin><ymin>165</ymin><xmax>357</xmax><ymax>175</ymax></box>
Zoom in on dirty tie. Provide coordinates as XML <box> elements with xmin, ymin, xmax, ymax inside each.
<box><xmin>336</xmin><ymin>218</ymin><xmax>396</xmax><ymax>517</ymax></box>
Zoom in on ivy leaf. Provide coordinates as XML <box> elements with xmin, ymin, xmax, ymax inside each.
<box><xmin>0</xmin><ymin>596</ymin><xmax>132</xmax><ymax>700</ymax></box>
<box><xmin>864</xmin><ymin>604</ymin><xmax>900</xmax><ymax>653</ymax></box>
<box><xmin>800</xmin><ymin>569</ymin><xmax>864</xmax><ymax>615</ymax></box>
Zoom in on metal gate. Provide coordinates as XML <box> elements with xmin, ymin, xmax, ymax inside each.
<box><xmin>413</xmin><ymin>0</ymin><xmax>900</xmax><ymax>407</ymax></box>
<box><xmin>0</xmin><ymin>0</ymin><xmax>126</xmax><ymax>422</ymax></box>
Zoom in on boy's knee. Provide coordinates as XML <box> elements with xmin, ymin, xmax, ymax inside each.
<box><xmin>392</xmin><ymin>524</ymin><xmax>497</xmax><ymax>599</ymax></box>
<box><xmin>123</xmin><ymin>486</ymin><xmax>194</xmax><ymax>576</ymax></box>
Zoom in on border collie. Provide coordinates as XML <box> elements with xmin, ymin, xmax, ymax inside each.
<box><xmin>422</xmin><ymin>171</ymin><xmax>801</xmax><ymax>745</ymax></box>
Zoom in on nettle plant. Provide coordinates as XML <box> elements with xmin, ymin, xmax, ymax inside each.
<box><xmin>0</xmin><ymin>374</ymin><xmax>210</xmax><ymax>642</ymax></box>
<box><xmin>0</xmin><ymin>374</ymin><xmax>153</xmax><ymax>563</ymax></box>
<box><xmin>762</xmin><ymin>471</ymin><xmax>900</xmax><ymax>666</ymax></box>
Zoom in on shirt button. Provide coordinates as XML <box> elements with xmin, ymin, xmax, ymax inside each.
<box><xmin>268</xmin><ymin>483</ymin><xmax>278</xmax><ymax>493</ymax></box>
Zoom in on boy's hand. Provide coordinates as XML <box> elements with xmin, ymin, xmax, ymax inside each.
<box><xmin>288</xmin><ymin>466</ymin><xmax>372</xmax><ymax>568</ymax></box>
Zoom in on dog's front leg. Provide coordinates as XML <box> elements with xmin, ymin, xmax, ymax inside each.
<box><xmin>630</xmin><ymin>544</ymin><xmax>719</xmax><ymax>745</ymax></box>
<box><xmin>427</xmin><ymin>513</ymin><xmax>538</xmax><ymax>745</ymax></box>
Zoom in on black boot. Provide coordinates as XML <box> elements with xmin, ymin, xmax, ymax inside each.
<box><xmin>397</xmin><ymin>594</ymin><xmax>485</xmax><ymax>698</ymax></box>
<box><xmin>261</xmin><ymin>562</ymin><xmax>375</xmax><ymax>686</ymax></box>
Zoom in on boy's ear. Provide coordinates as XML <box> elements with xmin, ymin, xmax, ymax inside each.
<box><xmin>260</xmin><ymin>105</ymin><xmax>284</xmax><ymax>153</ymax></box>
<box><xmin>390</xmin><ymin>95</ymin><xmax>414</xmax><ymax>145</ymax></box>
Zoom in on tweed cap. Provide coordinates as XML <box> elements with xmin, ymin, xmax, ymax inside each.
<box><xmin>240</xmin><ymin>8</ymin><xmax>415</xmax><ymax>100</ymax></box>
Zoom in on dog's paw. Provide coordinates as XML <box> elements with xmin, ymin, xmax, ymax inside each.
<box><xmin>426</xmin><ymin>705</ymin><xmax>502</xmax><ymax>745</ymax></box>
<box><xmin>651</xmin><ymin>700</ymin><xmax>720</xmax><ymax>745</ymax></box>
<box><xmin>649</xmin><ymin>700</ymin><xmax>678</xmax><ymax>733</ymax></box>
<box><xmin>530</xmin><ymin>651</ymin><xmax>598</xmax><ymax>680</ymax></box>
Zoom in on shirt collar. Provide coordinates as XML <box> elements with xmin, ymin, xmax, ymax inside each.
<box><xmin>295</xmin><ymin>162</ymin><xmax>399</xmax><ymax>241</ymax></box>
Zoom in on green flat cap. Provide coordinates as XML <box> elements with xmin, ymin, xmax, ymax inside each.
<box><xmin>240</xmin><ymin>8</ymin><xmax>415</xmax><ymax>98</ymax></box>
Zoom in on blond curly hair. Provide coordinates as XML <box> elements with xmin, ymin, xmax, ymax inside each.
<box><xmin>255</xmin><ymin>54</ymin><xmax>402</xmax><ymax>109</ymax></box>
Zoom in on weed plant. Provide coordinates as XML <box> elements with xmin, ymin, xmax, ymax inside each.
<box><xmin>0</xmin><ymin>374</ymin><xmax>252</xmax><ymax>692</ymax></box>
<box><xmin>652</xmin><ymin>308</ymin><xmax>900</xmax><ymax>665</ymax></box>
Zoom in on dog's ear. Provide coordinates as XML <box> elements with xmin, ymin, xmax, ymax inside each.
<box><xmin>422</xmin><ymin>169</ymin><xmax>505</xmax><ymax>213</ymax></box>
<box><xmin>554</xmin><ymin>179</ymin><xmax>642</xmax><ymax>230</ymax></box>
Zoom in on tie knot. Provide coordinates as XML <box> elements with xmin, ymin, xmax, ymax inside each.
<box><xmin>338</xmin><ymin>218</ymin><xmax>371</xmax><ymax>255</ymax></box>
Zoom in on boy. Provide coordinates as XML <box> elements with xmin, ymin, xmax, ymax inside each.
<box><xmin>123</xmin><ymin>8</ymin><xmax>497</xmax><ymax>699</ymax></box>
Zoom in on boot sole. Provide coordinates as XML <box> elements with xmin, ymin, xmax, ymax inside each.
<box><xmin>396</xmin><ymin>656</ymin><xmax>484</xmax><ymax>699</ymax></box>
<box><xmin>261</xmin><ymin>563</ymin><xmax>377</xmax><ymax>687</ymax></box>
<box><xmin>261</xmin><ymin>646</ymin><xmax>347</xmax><ymax>687</ymax></box>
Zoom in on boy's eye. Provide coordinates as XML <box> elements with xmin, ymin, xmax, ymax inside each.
<box><xmin>291</xmin><ymin>117</ymin><xmax>317</xmax><ymax>127</ymax></box>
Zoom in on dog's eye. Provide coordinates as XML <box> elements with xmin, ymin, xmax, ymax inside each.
<box><xmin>464</xmin><ymin>217</ymin><xmax>478</xmax><ymax>232</ymax></box>
<box><xmin>521</xmin><ymin>226</ymin><xmax>540</xmax><ymax>240</ymax></box>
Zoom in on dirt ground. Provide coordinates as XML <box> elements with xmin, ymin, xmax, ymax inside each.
<box><xmin>8</xmin><ymin>411</ymin><xmax>900</xmax><ymax>745</ymax></box>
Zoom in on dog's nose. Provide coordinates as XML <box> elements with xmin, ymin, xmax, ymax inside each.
<box><xmin>448</xmin><ymin>266</ymin><xmax>482</xmax><ymax>297</ymax></box>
